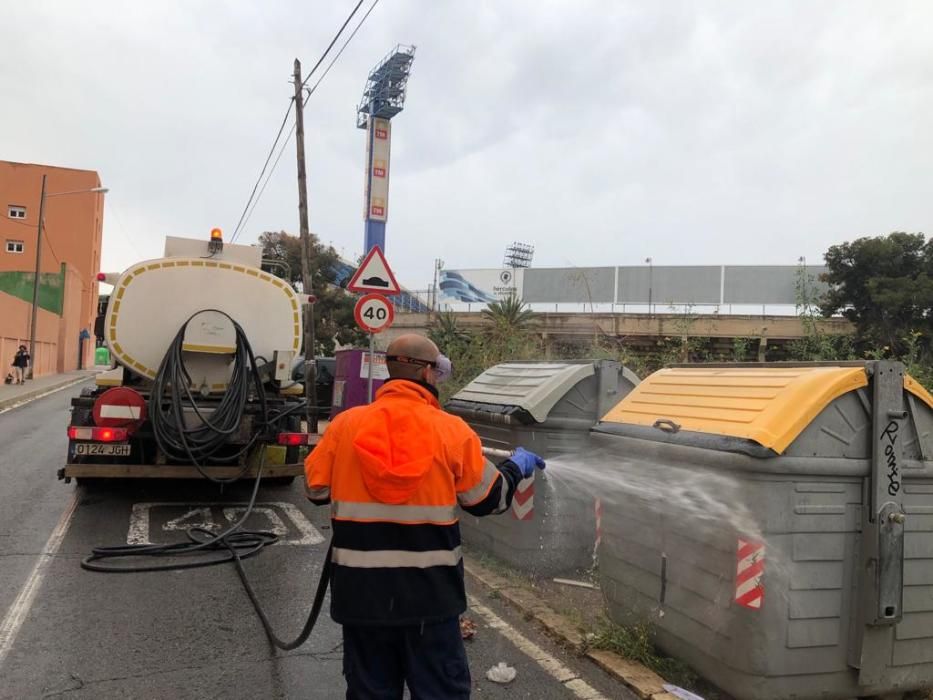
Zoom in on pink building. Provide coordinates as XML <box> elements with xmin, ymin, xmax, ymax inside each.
<box><xmin>0</xmin><ymin>160</ymin><xmax>104</xmax><ymax>376</ymax></box>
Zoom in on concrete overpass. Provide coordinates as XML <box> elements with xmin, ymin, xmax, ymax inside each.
<box><xmin>379</xmin><ymin>311</ymin><xmax>854</xmax><ymax>359</ymax></box>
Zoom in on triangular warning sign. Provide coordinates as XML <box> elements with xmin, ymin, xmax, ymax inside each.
<box><xmin>347</xmin><ymin>246</ymin><xmax>401</xmax><ymax>295</ymax></box>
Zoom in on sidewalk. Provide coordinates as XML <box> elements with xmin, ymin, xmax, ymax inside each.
<box><xmin>0</xmin><ymin>369</ymin><xmax>99</xmax><ymax>411</ymax></box>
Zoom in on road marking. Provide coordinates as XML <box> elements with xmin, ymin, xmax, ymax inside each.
<box><xmin>0</xmin><ymin>493</ymin><xmax>79</xmax><ymax>669</ymax></box>
<box><xmin>468</xmin><ymin>597</ymin><xmax>610</xmax><ymax>700</ymax></box>
<box><xmin>223</xmin><ymin>507</ymin><xmax>288</xmax><ymax>537</ymax></box>
<box><xmin>164</xmin><ymin>507</ymin><xmax>218</xmax><ymax>534</ymax></box>
<box><xmin>127</xmin><ymin>502</ymin><xmax>324</xmax><ymax>545</ymax></box>
<box><xmin>0</xmin><ymin>377</ymin><xmax>91</xmax><ymax>416</ymax></box>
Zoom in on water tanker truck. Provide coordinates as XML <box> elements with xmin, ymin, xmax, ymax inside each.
<box><xmin>60</xmin><ymin>231</ymin><xmax>315</xmax><ymax>483</ymax></box>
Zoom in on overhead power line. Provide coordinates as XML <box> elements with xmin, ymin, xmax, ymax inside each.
<box><xmin>235</xmin><ymin>0</ymin><xmax>381</xmax><ymax>240</ymax></box>
<box><xmin>230</xmin><ymin>99</ymin><xmax>295</xmax><ymax>243</ymax></box>
<box><xmin>300</xmin><ymin>0</ymin><xmax>366</xmax><ymax>89</ymax></box>
<box><xmin>230</xmin><ymin>0</ymin><xmax>367</xmax><ymax>244</ymax></box>
<box><xmin>306</xmin><ymin>0</ymin><xmax>381</xmax><ymax>100</ymax></box>
<box><xmin>238</xmin><ymin>123</ymin><xmax>296</xmax><ymax>239</ymax></box>
<box><xmin>8</xmin><ymin>216</ymin><xmax>63</xmax><ymax>265</ymax></box>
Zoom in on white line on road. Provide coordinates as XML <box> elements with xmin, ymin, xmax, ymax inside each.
<box><xmin>0</xmin><ymin>492</ymin><xmax>79</xmax><ymax>670</ymax></box>
<box><xmin>127</xmin><ymin>502</ymin><xmax>324</xmax><ymax>545</ymax></box>
<box><xmin>468</xmin><ymin>597</ymin><xmax>610</xmax><ymax>700</ymax></box>
<box><xmin>0</xmin><ymin>377</ymin><xmax>91</xmax><ymax>416</ymax></box>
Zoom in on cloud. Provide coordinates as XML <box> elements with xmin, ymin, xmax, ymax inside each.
<box><xmin>2</xmin><ymin>0</ymin><xmax>931</xmax><ymax>290</ymax></box>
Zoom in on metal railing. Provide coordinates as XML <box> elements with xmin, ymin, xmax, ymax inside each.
<box><xmin>390</xmin><ymin>289</ymin><xmax>432</xmax><ymax>313</ymax></box>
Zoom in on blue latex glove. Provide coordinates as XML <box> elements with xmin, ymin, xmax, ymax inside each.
<box><xmin>509</xmin><ymin>447</ymin><xmax>546</xmax><ymax>479</ymax></box>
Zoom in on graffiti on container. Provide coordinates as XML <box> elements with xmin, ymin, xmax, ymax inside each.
<box><xmin>880</xmin><ymin>420</ymin><xmax>900</xmax><ymax>497</ymax></box>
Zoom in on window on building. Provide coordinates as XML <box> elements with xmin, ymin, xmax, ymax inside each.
<box><xmin>8</xmin><ymin>206</ymin><xmax>26</xmax><ymax>219</ymax></box>
<box><xmin>6</xmin><ymin>240</ymin><xmax>25</xmax><ymax>254</ymax></box>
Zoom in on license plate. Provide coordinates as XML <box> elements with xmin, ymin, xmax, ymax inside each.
<box><xmin>74</xmin><ymin>443</ymin><xmax>131</xmax><ymax>457</ymax></box>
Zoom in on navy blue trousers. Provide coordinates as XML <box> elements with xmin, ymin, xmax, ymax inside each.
<box><xmin>342</xmin><ymin>617</ymin><xmax>471</xmax><ymax>699</ymax></box>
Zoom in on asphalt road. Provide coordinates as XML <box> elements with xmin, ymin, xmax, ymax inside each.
<box><xmin>0</xmin><ymin>383</ymin><xmax>633</xmax><ymax>700</ymax></box>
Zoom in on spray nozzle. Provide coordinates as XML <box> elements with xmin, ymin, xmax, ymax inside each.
<box><xmin>481</xmin><ymin>446</ymin><xmax>514</xmax><ymax>461</ymax></box>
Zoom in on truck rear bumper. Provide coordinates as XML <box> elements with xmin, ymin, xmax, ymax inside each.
<box><xmin>58</xmin><ymin>462</ymin><xmax>305</xmax><ymax>481</ymax></box>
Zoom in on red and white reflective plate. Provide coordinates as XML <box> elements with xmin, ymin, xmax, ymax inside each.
<box><xmin>93</xmin><ymin>387</ymin><xmax>147</xmax><ymax>432</ymax></box>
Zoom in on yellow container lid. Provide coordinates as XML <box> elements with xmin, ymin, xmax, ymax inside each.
<box><xmin>906</xmin><ymin>374</ymin><xmax>933</xmax><ymax>411</ymax></box>
<box><xmin>601</xmin><ymin>366</ymin><xmax>870</xmax><ymax>453</ymax></box>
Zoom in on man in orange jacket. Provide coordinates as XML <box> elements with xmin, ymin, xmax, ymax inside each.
<box><xmin>305</xmin><ymin>333</ymin><xmax>545</xmax><ymax>699</ymax></box>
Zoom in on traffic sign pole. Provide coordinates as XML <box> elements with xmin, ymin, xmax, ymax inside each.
<box><xmin>349</xmin><ymin>248</ymin><xmax>398</xmax><ymax>404</ymax></box>
<box><xmin>367</xmin><ymin>333</ymin><xmax>375</xmax><ymax>403</ymax></box>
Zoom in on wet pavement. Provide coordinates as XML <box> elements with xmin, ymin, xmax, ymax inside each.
<box><xmin>0</xmin><ymin>383</ymin><xmax>632</xmax><ymax>699</ymax></box>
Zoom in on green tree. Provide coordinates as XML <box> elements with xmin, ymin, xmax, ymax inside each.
<box><xmin>480</xmin><ymin>296</ymin><xmax>541</xmax><ymax>367</ymax></box>
<box><xmin>258</xmin><ymin>230</ymin><xmax>365</xmax><ymax>355</ymax></box>
<box><xmin>429</xmin><ymin>313</ymin><xmax>482</xmax><ymax>401</ymax></box>
<box><xmin>427</xmin><ymin>300</ymin><xmax>543</xmax><ymax>401</ymax></box>
<box><xmin>788</xmin><ymin>263</ymin><xmax>855</xmax><ymax>361</ymax></box>
<box><xmin>429</xmin><ymin>311</ymin><xmax>470</xmax><ymax>353</ymax></box>
<box><xmin>820</xmin><ymin>232</ymin><xmax>933</xmax><ymax>356</ymax></box>
<box><xmin>481</xmin><ymin>296</ymin><xmax>536</xmax><ymax>340</ymax></box>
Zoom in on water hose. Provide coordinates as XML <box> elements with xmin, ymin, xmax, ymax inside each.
<box><xmin>482</xmin><ymin>446</ymin><xmax>514</xmax><ymax>460</ymax></box>
<box><xmin>83</xmin><ymin>313</ymin><xmax>332</xmax><ymax>651</ymax></box>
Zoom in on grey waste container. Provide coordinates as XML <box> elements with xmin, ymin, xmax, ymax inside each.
<box><xmin>594</xmin><ymin>361</ymin><xmax>933</xmax><ymax>700</ymax></box>
<box><xmin>447</xmin><ymin>360</ymin><xmax>639</xmax><ymax>576</ymax></box>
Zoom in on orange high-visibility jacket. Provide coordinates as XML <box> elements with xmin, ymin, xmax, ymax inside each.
<box><xmin>305</xmin><ymin>379</ymin><xmax>521</xmax><ymax>625</ymax></box>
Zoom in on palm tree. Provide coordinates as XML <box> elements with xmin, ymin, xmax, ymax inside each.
<box><xmin>482</xmin><ymin>296</ymin><xmax>536</xmax><ymax>337</ymax></box>
<box><xmin>429</xmin><ymin>311</ymin><xmax>470</xmax><ymax>352</ymax></box>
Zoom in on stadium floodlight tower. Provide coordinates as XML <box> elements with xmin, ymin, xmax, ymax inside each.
<box><xmin>503</xmin><ymin>241</ymin><xmax>535</xmax><ymax>268</ymax></box>
<box><xmin>357</xmin><ymin>44</ymin><xmax>416</xmax><ymax>254</ymax></box>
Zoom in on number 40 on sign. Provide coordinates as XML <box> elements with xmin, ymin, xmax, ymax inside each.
<box><xmin>354</xmin><ymin>294</ymin><xmax>395</xmax><ymax>334</ymax></box>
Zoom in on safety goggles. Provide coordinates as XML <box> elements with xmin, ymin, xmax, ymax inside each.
<box><xmin>386</xmin><ymin>354</ymin><xmax>452</xmax><ymax>383</ymax></box>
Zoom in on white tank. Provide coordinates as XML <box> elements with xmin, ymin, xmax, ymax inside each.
<box><xmin>104</xmin><ymin>238</ymin><xmax>301</xmax><ymax>391</ymax></box>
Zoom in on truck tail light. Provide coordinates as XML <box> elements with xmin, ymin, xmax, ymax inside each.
<box><xmin>68</xmin><ymin>426</ymin><xmax>128</xmax><ymax>442</ymax></box>
<box><xmin>277</xmin><ymin>432</ymin><xmax>312</xmax><ymax>447</ymax></box>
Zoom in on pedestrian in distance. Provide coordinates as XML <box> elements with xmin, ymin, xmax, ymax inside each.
<box><xmin>305</xmin><ymin>333</ymin><xmax>546</xmax><ymax>700</ymax></box>
<box><xmin>11</xmin><ymin>345</ymin><xmax>30</xmax><ymax>385</ymax></box>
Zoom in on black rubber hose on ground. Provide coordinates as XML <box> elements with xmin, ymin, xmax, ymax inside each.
<box><xmin>82</xmin><ymin>312</ymin><xmax>332</xmax><ymax>650</ymax></box>
<box><xmin>81</xmin><ymin>454</ymin><xmax>333</xmax><ymax>651</ymax></box>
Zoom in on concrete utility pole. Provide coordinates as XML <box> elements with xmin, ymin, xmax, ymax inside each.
<box><xmin>645</xmin><ymin>257</ymin><xmax>653</xmax><ymax>316</ymax></box>
<box><xmin>28</xmin><ymin>174</ymin><xmax>47</xmax><ymax>379</ymax></box>
<box><xmin>293</xmin><ymin>58</ymin><xmax>318</xmax><ymax>432</ymax></box>
<box><xmin>432</xmin><ymin>258</ymin><xmax>444</xmax><ymax>312</ymax></box>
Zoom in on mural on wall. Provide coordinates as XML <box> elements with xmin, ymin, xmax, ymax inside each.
<box><xmin>0</xmin><ymin>266</ymin><xmax>66</xmax><ymax>314</ymax></box>
<box><xmin>439</xmin><ymin>269</ymin><xmax>524</xmax><ymax>304</ymax></box>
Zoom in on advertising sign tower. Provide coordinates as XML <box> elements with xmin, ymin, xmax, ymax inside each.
<box><xmin>356</xmin><ymin>45</ymin><xmax>416</xmax><ymax>254</ymax></box>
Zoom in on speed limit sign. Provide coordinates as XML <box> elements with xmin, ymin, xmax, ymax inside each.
<box><xmin>354</xmin><ymin>293</ymin><xmax>395</xmax><ymax>334</ymax></box>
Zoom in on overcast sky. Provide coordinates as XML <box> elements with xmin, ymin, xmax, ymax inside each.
<box><xmin>3</xmin><ymin>1</ymin><xmax>932</xmax><ymax>289</ymax></box>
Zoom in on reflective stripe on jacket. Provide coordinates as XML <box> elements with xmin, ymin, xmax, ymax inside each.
<box><xmin>304</xmin><ymin>378</ymin><xmax>520</xmax><ymax>625</ymax></box>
